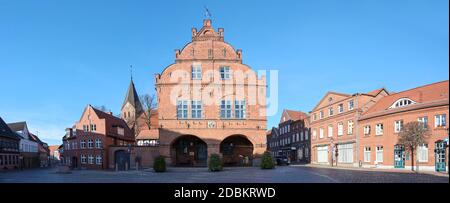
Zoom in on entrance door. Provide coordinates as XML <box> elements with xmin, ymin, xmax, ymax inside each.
<box><xmin>394</xmin><ymin>145</ymin><xmax>405</xmax><ymax>168</ymax></box>
<box><xmin>435</xmin><ymin>141</ymin><xmax>446</xmax><ymax>172</ymax></box>
<box><xmin>317</xmin><ymin>146</ymin><xmax>328</xmax><ymax>163</ymax></box>
<box><xmin>196</xmin><ymin>144</ymin><xmax>207</xmax><ymax>163</ymax></box>
<box><xmin>172</xmin><ymin>135</ymin><xmax>208</xmax><ymax>166</ymax></box>
<box><xmin>115</xmin><ymin>150</ymin><xmax>130</xmax><ymax>171</ymax></box>
<box><xmin>71</xmin><ymin>157</ymin><xmax>78</xmax><ymax>169</ymax></box>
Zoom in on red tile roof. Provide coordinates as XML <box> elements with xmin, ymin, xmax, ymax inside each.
<box><xmin>285</xmin><ymin>109</ymin><xmax>308</xmax><ymax>121</ymax></box>
<box><xmin>361</xmin><ymin>80</ymin><xmax>449</xmax><ymax>118</ymax></box>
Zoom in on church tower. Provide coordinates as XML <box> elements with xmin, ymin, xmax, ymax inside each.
<box><xmin>121</xmin><ymin>78</ymin><xmax>144</xmax><ymax>129</ymax></box>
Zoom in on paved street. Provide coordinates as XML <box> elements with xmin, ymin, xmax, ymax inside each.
<box><xmin>0</xmin><ymin>165</ymin><xmax>448</xmax><ymax>183</ymax></box>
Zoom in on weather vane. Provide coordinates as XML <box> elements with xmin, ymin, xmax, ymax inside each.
<box><xmin>130</xmin><ymin>65</ymin><xmax>133</xmax><ymax>80</ymax></box>
<box><xmin>204</xmin><ymin>6</ymin><xmax>212</xmax><ymax>19</ymax></box>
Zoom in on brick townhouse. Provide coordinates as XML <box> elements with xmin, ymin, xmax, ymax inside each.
<box><xmin>310</xmin><ymin>88</ymin><xmax>389</xmax><ymax>167</ymax></box>
<box><xmin>267</xmin><ymin>109</ymin><xmax>311</xmax><ymax>163</ymax></box>
<box><xmin>0</xmin><ymin>117</ymin><xmax>21</xmax><ymax>170</ymax></box>
<box><xmin>155</xmin><ymin>19</ymin><xmax>267</xmax><ymax>166</ymax></box>
<box><xmin>358</xmin><ymin>80</ymin><xmax>449</xmax><ymax>172</ymax></box>
<box><xmin>62</xmin><ymin>105</ymin><xmax>135</xmax><ymax>170</ymax></box>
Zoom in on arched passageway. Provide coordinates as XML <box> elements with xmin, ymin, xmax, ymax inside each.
<box><xmin>220</xmin><ymin>135</ymin><xmax>254</xmax><ymax>166</ymax></box>
<box><xmin>171</xmin><ymin>135</ymin><xmax>208</xmax><ymax>167</ymax></box>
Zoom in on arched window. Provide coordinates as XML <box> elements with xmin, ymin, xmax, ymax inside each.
<box><xmin>389</xmin><ymin>98</ymin><xmax>416</xmax><ymax>109</ymax></box>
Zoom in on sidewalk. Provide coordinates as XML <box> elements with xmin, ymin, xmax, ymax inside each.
<box><xmin>293</xmin><ymin>164</ymin><xmax>450</xmax><ymax>177</ymax></box>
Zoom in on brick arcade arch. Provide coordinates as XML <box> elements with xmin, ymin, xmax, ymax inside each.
<box><xmin>220</xmin><ymin>135</ymin><xmax>254</xmax><ymax>166</ymax></box>
<box><xmin>170</xmin><ymin>135</ymin><xmax>208</xmax><ymax>167</ymax></box>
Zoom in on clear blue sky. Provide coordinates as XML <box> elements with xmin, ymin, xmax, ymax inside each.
<box><xmin>0</xmin><ymin>0</ymin><xmax>448</xmax><ymax>146</ymax></box>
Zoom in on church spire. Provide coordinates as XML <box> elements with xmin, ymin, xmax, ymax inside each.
<box><xmin>121</xmin><ymin>72</ymin><xmax>144</xmax><ymax>122</ymax></box>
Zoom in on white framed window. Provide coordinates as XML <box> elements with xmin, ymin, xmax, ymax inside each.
<box><xmin>328</xmin><ymin>107</ymin><xmax>334</xmax><ymax>116</ymax></box>
<box><xmin>287</xmin><ymin>125</ymin><xmax>290</xmax><ymax>132</ymax></box>
<box><xmin>177</xmin><ymin>100</ymin><xmax>188</xmax><ymax>119</ymax></box>
<box><xmin>191</xmin><ymin>65</ymin><xmax>202</xmax><ymax>80</ymax></box>
<box><xmin>394</xmin><ymin>120</ymin><xmax>403</xmax><ymax>133</ymax></box>
<box><xmin>96</xmin><ymin>155</ymin><xmax>102</xmax><ymax>165</ymax></box>
<box><xmin>364</xmin><ymin>125</ymin><xmax>371</xmax><ymax>135</ymax></box>
<box><xmin>348</xmin><ymin>100</ymin><xmax>354</xmax><ymax>110</ymax></box>
<box><xmin>220</xmin><ymin>66</ymin><xmax>231</xmax><ymax>80</ymax></box>
<box><xmin>418</xmin><ymin>116</ymin><xmax>428</xmax><ymax>129</ymax></box>
<box><xmin>434</xmin><ymin>114</ymin><xmax>446</xmax><ymax>127</ymax></box>
<box><xmin>338</xmin><ymin>104</ymin><xmax>344</xmax><ymax>113</ymax></box>
<box><xmin>417</xmin><ymin>144</ymin><xmax>428</xmax><ymax>162</ymax></box>
<box><xmin>376</xmin><ymin>146</ymin><xmax>383</xmax><ymax>163</ymax></box>
<box><xmin>375</xmin><ymin>123</ymin><xmax>383</xmax><ymax>135</ymax></box>
<box><xmin>220</xmin><ymin>100</ymin><xmax>232</xmax><ymax>119</ymax></box>
<box><xmin>297</xmin><ymin>133</ymin><xmax>300</xmax><ymax>142</ymax></box>
<box><xmin>81</xmin><ymin>155</ymin><xmax>87</xmax><ymax>164</ymax></box>
<box><xmin>191</xmin><ymin>101</ymin><xmax>202</xmax><ymax>119</ymax></box>
<box><xmin>88</xmin><ymin>155</ymin><xmax>94</xmax><ymax>164</ymax></box>
<box><xmin>88</xmin><ymin>139</ymin><xmax>94</xmax><ymax>149</ymax></box>
<box><xmin>80</xmin><ymin>140</ymin><xmax>86</xmax><ymax>149</ymax></box>
<box><xmin>347</xmin><ymin>120</ymin><xmax>354</xmax><ymax>135</ymax></box>
<box><xmin>95</xmin><ymin>139</ymin><xmax>102</xmax><ymax>149</ymax></box>
<box><xmin>319</xmin><ymin>127</ymin><xmax>324</xmax><ymax>139</ymax></box>
<box><xmin>313</xmin><ymin>113</ymin><xmax>317</xmax><ymax>121</ymax></box>
<box><xmin>389</xmin><ymin>98</ymin><xmax>415</xmax><ymax>109</ymax></box>
<box><xmin>317</xmin><ymin>146</ymin><xmax>328</xmax><ymax>163</ymax></box>
<box><xmin>312</xmin><ymin>129</ymin><xmax>317</xmax><ymax>140</ymax></box>
<box><xmin>337</xmin><ymin>143</ymin><xmax>353</xmax><ymax>163</ymax></box>
<box><xmin>83</xmin><ymin>125</ymin><xmax>88</xmax><ymax>132</ymax></box>
<box><xmin>364</xmin><ymin>147</ymin><xmax>371</xmax><ymax>162</ymax></box>
<box><xmin>235</xmin><ymin>100</ymin><xmax>246</xmax><ymax>119</ymax></box>
<box><xmin>327</xmin><ymin>125</ymin><xmax>333</xmax><ymax>137</ymax></box>
<box><xmin>90</xmin><ymin>124</ymin><xmax>96</xmax><ymax>132</ymax></box>
<box><xmin>319</xmin><ymin>111</ymin><xmax>324</xmax><ymax>119</ymax></box>
<box><xmin>337</xmin><ymin>122</ymin><xmax>344</xmax><ymax>136</ymax></box>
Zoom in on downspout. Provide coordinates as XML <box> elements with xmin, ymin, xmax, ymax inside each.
<box><xmin>355</xmin><ymin>94</ymin><xmax>360</xmax><ymax>167</ymax></box>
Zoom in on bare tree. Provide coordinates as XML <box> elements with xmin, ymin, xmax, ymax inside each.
<box><xmin>397</xmin><ymin>121</ymin><xmax>430</xmax><ymax>171</ymax></box>
<box><xmin>94</xmin><ymin>105</ymin><xmax>109</xmax><ymax>112</ymax></box>
<box><xmin>140</xmin><ymin>94</ymin><xmax>157</xmax><ymax>130</ymax></box>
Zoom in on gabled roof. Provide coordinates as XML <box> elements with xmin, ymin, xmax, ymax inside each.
<box><xmin>311</xmin><ymin>91</ymin><xmax>352</xmax><ymax>112</ymax></box>
<box><xmin>0</xmin><ymin>117</ymin><xmax>21</xmax><ymax>140</ymax></box>
<box><xmin>7</xmin><ymin>121</ymin><xmax>27</xmax><ymax>132</ymax></box>
<box><xmin>49</xmin><ymin>145</ymin><xmax>59</xmax><ymax>152</ymax></box>
<box><xmin>29</xmin><ymin>132</ymin><xmax>46</xmax><ymax>145</ymax></box>
<box><xmin>279</xmin><ymin>109</ymin><xmax>308</xmax><ymax>123</ymax></box>
<box><xmin>136</xmin><ymin>129</ymin><xmax>159</xmax><ymax>140</ymax></box>
<box><xmin>91</xmin><ymin>106</ymin><xmax>129</xmax><ymax>128</ymax></box>
<box><xmin>122</xmin><ymin>79</ymin><xmax>144</xmax><ymax>115</ymax></box>
<box><xmin>361</xmin><ymin>80</ymin><xmax>449</xmax><ymax>119</ymax></box>
<box><xmin>366</xmin><ymin>88</ymin><xmax>387</xmax><ymax>96</ymax></box>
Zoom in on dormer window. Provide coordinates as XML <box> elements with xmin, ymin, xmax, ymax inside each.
<box><xmin>390</xmin><ymin>98</ymin><xmax>416</xmax><ymax>109</ymax></box>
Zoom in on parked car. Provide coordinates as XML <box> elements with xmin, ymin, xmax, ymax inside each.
<box><xmin>275</xmin><ymin>156</ymin><xmax>290</xmax><ymax>166</ymax></box>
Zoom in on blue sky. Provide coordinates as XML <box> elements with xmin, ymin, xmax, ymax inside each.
<box><xmin>0</xmin><ymin>0</ymin><xmax>448</xmax><ymax>146</ymax></box>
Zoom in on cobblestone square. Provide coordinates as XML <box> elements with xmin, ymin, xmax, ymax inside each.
<box><xmin>0</xmin><ymin>165</ymin><xmax>448</xmax><ymax>183</ymax></box>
